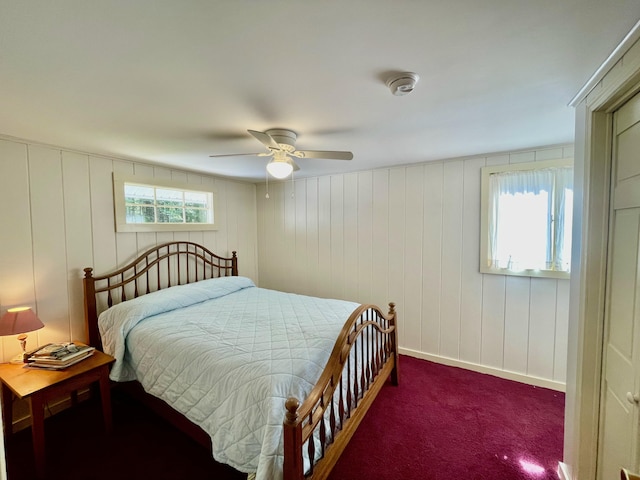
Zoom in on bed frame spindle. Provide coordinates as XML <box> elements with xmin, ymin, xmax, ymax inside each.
<box><xmin>283</xmin><ymin>302</ymin><xmax>398</xmax><ymax>480</ymax></box>
<box><xmin>83</xmin><ymin>242</ymin><xmax>238</xmax><ymax>351</ymax></box>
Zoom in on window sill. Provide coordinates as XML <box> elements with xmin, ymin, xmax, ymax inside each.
<box><xmin>115</xmin><ymin>223</ymin><xmax>219</xmax><ymax>233</ymax></box>
<box><xmin>480</xmin><ymin>266</ymin><xmax>570</xmax><ymax>280</ymax></box>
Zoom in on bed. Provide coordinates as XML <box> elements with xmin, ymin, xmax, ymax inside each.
<box><xmin>83</xmin><ymin>241</ymin><xmax>398</xmax><ymax>480</ymax></box>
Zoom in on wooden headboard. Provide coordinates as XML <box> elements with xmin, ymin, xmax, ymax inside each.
<box><xmin>83</xmin><ymin>241</ymin><xmax>238</xmax><ymax>350</ymax></box>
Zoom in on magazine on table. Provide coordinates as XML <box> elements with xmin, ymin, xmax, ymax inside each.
<box><xmin>26</xmin><ymin>342</ymin><xmax>95</xmax><ymax>369</ymax></box>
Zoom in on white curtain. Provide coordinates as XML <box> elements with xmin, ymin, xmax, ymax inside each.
<box><xmin>488</xmin><ymin>166</ymin><xmax>572</xmax><ymax>272</ymax></box>
<box><xmin>553</xmin><ymin>167</ymin><xmax>573</xmax><ymax>271</ymax></box>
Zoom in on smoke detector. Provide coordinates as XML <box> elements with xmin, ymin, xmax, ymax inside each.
<box><xmin>386</xmin><ymin>72</ymin><xmax>420</xmax><ymax>96</ymax></box>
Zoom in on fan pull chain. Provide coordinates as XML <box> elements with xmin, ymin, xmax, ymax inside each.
<box><xmin>290</xmin><ymin>170</ymin><xmax>294</xmax><ymax>198</ymax></box>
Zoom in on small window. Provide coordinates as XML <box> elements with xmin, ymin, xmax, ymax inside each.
<box><xmin>480</xmin><ymin>159</ymin><xmax>573</xmax><ymax>279</ymax></box>
<box><xmin>113</xmin><ymin>174</ymin><xmax>218</xmax><ymax>232</ymax></box>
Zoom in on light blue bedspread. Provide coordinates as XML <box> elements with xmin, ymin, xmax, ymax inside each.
<box><xmin>98</xmin><ymin>276</ymin><xmax>358</xmax><ymax>480</ymax></box>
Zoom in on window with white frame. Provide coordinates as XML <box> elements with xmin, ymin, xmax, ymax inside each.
<box><xmin>113</xmin><ymin>174</ymin><xmax>218</xmax><ymax>233</ymax></box>
<box><xmin>480</xmin><ymin>159</ymin><xmax>573</xmax><ymax>279</ymax></box>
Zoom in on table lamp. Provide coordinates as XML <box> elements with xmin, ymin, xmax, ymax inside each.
<box><xmin>0</xmin><ymin>307</ymin><xmax>45</xmax><ymax>363</ymax></box>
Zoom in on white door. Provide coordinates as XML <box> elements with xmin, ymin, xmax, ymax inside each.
<box><xmin>598</xmin><ymin>90</ymin><xmax>640</xmax><ymax>479</ymax></box>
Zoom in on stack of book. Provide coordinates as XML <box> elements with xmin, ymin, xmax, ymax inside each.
<box><xmin>27</xmin><ymin>342</ymin><xmax>95</xmax><ymax>370</ymax></box>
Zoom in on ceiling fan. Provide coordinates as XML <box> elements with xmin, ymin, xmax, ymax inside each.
<box><xmin>210</xmin><ymin>129</ymin><xmax>353</xmax><ymax>179</ymax></box>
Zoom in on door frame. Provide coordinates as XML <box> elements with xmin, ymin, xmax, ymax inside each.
<box><xmin>566</xmin><ymin>27</ymin><xmax>640</xmax><ymax>479</ymax></box>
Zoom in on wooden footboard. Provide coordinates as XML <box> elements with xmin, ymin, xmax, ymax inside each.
<box><xmin>283</xmin><ymin>303</ymin><xmax>398</xmax><ymax>480</ymax></box>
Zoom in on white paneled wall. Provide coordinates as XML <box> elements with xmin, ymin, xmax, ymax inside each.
<box><xmin>0</xmin><ymin>137</ymin><xmax>258</xmax><ymax>363</ymax></box>
<box><xmin>0</xmin><ymin>134</ymin><xmax>571</xmax><ymax>390</ymax></box>
<box><xmin>257</xmin><ymin>145</ymin><xmax>574</xmax><ymax>390</ymax></box>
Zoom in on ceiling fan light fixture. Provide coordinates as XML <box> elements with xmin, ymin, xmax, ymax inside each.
<box><xmin>266</xmin><ymin>156</ymin><xmax>294</xmax><ymax>179</ymax></box>
<box><xmin>265</xmin><ymin>129</ymin><xmax>297</xmax><ymax>152</ymax></box>
<box><xmin>211</xmin><ymin>128</ymin><xmax>352</xmax><ymax>178</ymax></box>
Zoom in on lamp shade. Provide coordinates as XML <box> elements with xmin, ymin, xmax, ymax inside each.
<box><xmin>0</xmin><ymin>307</ymin><xmax>44</xmax><ymax>336</ymax></box>
<box><xmin>266</xmin><ymin>157</ymin><xmax>294</xmax><ymax>179</ymax></box>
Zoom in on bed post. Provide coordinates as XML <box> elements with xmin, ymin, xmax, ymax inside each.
<box><xmin>83</xmin><ymin>267</ymin><xmax>103</xmax><ymax>351</ymax></box>
<box><xmin>283</xmin><ymin>397</ymin><xmax>303</xmax><ymax>480</ymax></box>
<box><xmin>388</xmin><ymin>302</ymin><xmax>399</xmax><ymax>386</ymax></box>
<box><xmin>231</xmin><ymin>251</ymin><xmax>238</xmax><ymax>276</ymax></box>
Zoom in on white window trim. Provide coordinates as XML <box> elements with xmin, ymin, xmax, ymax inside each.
<box><xmin>113</xmin><ymin>173</ymin><xmax>219</xmax><ymax>233</ymax></box>
<box><xmin>480</xmin><ymin>158</ymin><xmax>573</xmax><ymax>279</ymax></box>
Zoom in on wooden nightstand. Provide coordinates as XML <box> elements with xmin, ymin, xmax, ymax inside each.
<box><xmin>0</xmin><ymin>348</ymin><xmax>115</xmax><ymax>479</ymax></box>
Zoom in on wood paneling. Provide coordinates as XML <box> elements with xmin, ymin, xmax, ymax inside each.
<box><xmin>421</xmin><ymin>162</ymin><xmax>443</xmax><ymax>355</ymax></box>
<box><xmin>0</xmin><ymin>133</ymin><xmax>571</xmax><ymax>386</ymax></box>
<box><xmin>440</xmin><ymin>160</ymin><xmax>463</xmax><ymax>359</ymax></box>
<box><xmin>388</xmin><ymin>168</ymin><xmax>406</xmax><ymax>346</ymax></box>
<box><xmin>317</xmin><ymin>177</ymin><xmax>332</xmax><ymax>299</ymax></box>
<box><xmin>460</xmin><ymin>157</ymin><xmax>485</xmax><ymax>364</ymax></box>
<box><xmin>0</xmin><ymin>137</ymin><xmax>258</xmax><ymax>362</ymax></box>
<box><xmin>343</xmin><ymin>173</ymin><xmax>359</xmax><ymax>302</ymax></box>
<box><xmin>61</xmin><ymin>151</ymin><xmax>94</xmax><ymax>343</ymax></box>
<box><xmin>504</xmin><ymin>276</ymin><xmax>531</xmax><ymax>374</ymax></box>
<box><xmin>481</xmin><ymin>274</ymin><xmax>506</xmax><ymax>369</ymax></box>
<box><xmin>28</xmin><ymin>145</ymin><xmax>69</xmax><ymax>346</ymax></box>
<box><xmin>554</xmin><ymin>279</ymin><xmax>570</xmax><ymax>382</ymax></box>
<box><xmin>404</xmin><ymin>165</ymin><xmax>425</xmax><ymax>353</ymax></box>
<box><xmin>306</xmin><ymin>178</ymin><xmax>319</xmax><ymax>298</ymax></box>
<box><xmin>294</xmin><ymin>180</ymin><xmax>308</xmax><ymax>295</ymax></box>
<box><xmin>0</xmin><ymin>140</ymin><xmax>34</xmax><ymax>359</ymax></box>
<box><xmin>357</xmin><ymin>172</ymin><xmax>373</xmax><ymax>304</ymax></box>
<box><xmin>371</xmin><ymin>170</ymin><xmax>389</xmax><ymax>309</ymax></box>
<box><xmin>256</xmin><ymin>145</ymin><xmax>573</xmax><ymax>386</ymax></box>
<box><xmin>329</xmin><ymin>176</ymin><xmax>344</xmax><ymax>300</ymax></box>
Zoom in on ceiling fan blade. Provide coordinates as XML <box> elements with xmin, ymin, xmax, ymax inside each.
<box><xmin>297</xmin><ymin>150</ymin><xmax>353</xmax><ymax>160</ymax></box>
<box><xmin>209</xmin><ymin>153</ymin><xmax>263</xmax><ymax>158</ymax></box>
<box><xmin>291</xmin><ymin>159</ymin><xmax>300</xmax><ymax>171</ymax></box>
<box><xmin>248</xmin><ymin>130</ymin><xmax>279</xmax><ymax>150</ymax></box>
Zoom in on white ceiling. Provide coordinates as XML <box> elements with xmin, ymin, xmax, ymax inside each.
<box><xmin>1</xmin><ymin>1</ymin><xmax>639</xmax><ymax>182</ymax></box>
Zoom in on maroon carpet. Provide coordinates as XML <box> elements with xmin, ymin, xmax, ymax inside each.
<box><xmin>329</xmin><ymin>355</ymin><xmax>565</xmax><ymax>480</ymax></box>
<box><xmin>6</xmin><ymin>355</ymin><xmax>564</xmax><ymax>480</ymax></box>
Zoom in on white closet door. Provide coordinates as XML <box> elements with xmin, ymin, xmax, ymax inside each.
<box><xmin>598</xmin><ymin>90</ymin><xmax>640</xmax><ymax>479</ymax></box>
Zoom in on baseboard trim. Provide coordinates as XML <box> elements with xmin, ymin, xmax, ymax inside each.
<box><xmin>399</xmin><ymin>348</ymin><xmax>566</xmax><ymax>392</ymax></box>
<box><xmin>557</xmin><ymin>462</ymin><xmax>572</xmax><ymax>480</ymax></box>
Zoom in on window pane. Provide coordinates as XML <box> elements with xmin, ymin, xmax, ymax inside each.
<box><xmin>494</xmin><ymin>191</ymin><xmax>549</xmax><ymax>270</ymax></box>
<box><xmin>156</xmin><ymin>188</ymin><xmax>183</xmax><ymax>207</ymax></box>
<box><xmin>126</xmin><ymin>205</ymin><xmax>155</xmax><ymax>223</ymax></box>
<box><xmin>125</xmin><ymin>185</ymin><xmax>155</xmax><ymax>205</ymax></box>
<box><xmin>157</xmin><ymin>206</ymin><xmax>184</xmax><ymax>223</ymax></box>
<box><xmin>184</xmin><ymin>192</ymin><xmax>208</xmax><ymax>208</ymax></box>
<box><xmin>185</xmin><ymin>208</ymin><xmax>208</xmax><ymax>223</ymax></box>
